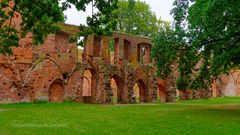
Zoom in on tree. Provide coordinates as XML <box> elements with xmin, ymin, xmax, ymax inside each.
<box><xmin>0</xmin><ymin>0</ymin><xmax>64</xmax><ymax>54</ymax></box>
<box><xmin>152</xmin><ymin>0</ymin><xmax>240</xmax><ymax>90</ymax></box>
<box><xmin>116</xmin><ymin>0</ymin><xmax>161</xmax><ymax>37</ymax></box>
<box><xmin>0</xmin><ymin>0</ymin><xmax>118</xmax><ymax>54</ymax></box>
<box><xmin>62</xmin><ymin>0</ymin><xmax>118</xmax><ymax>42</ymax></box>
<box><xmin>151</xmin><ymin>22</ymin><xmax>176</xmax><ymax>78</ymax></box>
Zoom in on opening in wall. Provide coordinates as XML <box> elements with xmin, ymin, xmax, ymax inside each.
<box><xmin>124</xmin><ymin>39</ymin><xmax>131</xmax><ymax>60</ymax></box>
<box><xmin>137</xmin><ymin>43</ymin><xmax>151</xmax><ymax>65</ymax></box>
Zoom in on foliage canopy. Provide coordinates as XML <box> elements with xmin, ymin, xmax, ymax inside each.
<box><xmin>116</xmin><ymin>0</ymin><xmax>164</xmax><ymax>37</ymax></box>
<box><xmin>0</xmin><ymin>0</ymin><xmax>64</xmax><ymax>54</ymax></box>
<box><xmin>152</xmin><ymin>0</ymin><xmax>240</xmax><ymax>90</ymax></box>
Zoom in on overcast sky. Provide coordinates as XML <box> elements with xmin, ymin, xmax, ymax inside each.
<box><xmin>63</xmin><ymin>0</ymin><xmax>175</xmax><ymax>25</ymax></box>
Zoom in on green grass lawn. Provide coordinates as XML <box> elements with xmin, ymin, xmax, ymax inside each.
<box><xmin>1</xmin><ymin>97</ymin><xmax>240</xmax><ymax>135</ymax></box>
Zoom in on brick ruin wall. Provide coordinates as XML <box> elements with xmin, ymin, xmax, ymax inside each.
<box><xmin>0</xmin><ymin>31</ymin><xmax>80</xmax><ymax>102</ymax></box>
<box><xmin>1</xmin><ymin>25</ymin><xmax>239</xmax><ymax>104</ymax></box>
<box><xmin>0</xmin><ymin>27</ymin><xmax>156</xmax><ymax>103</ymax></box>
<box><xmin>1</xmin><ymin>24</ymin><xmax>220</xmax><ymax>104</ymax></box>
<box><xmin>212</xmin><ymin>70</ymin><xmax>240</xmax><ymax>97</ymax></box>
<box><xmin>0</xmin><ymin>2</ymin><xmax>238</xmax><ymax>103</ymax></box>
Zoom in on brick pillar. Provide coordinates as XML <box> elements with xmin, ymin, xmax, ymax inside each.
<box><xmin>124</xmin><ymin>67</ymin><xmax>134</xmax><ymax>103</ymax></box>
<box><xmin>76</xmin><ymin>74</ymin><xmax>84</xmax><ymax>103</ymax></box>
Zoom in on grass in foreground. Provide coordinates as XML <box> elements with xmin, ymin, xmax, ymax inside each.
<box><xmin>0</xmin><ymin>97</ymin><xmax>240</xmax><ymax>135</ymax></box>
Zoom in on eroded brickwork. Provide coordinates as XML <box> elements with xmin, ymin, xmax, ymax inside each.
<box><xmin>78</xmin><ymin>33</ymin><xmax>163</xmax><ymax>104</ymax></box>
<box><xmin>212</xmin><ymin>70</ymin><xmax>240</xmax><ymax>97</ymax></box>
<box><xmin>0</xmin><ymin>29</ymin><xmax>79</xmax><ymax>103</ymax></box>
<box><xmin>0</xmin><ymin>24</ymin><xmax>171</xmax><ymax>103</ymax></box>
<box><xmin>4</xmin><ymin>22</ymin><xmax>236</xmax><ymax>104</ymax></box>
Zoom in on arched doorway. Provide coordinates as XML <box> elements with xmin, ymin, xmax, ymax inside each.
<box><xmin>82</xmin><ymin>69</ymin><xmax>97</xmax><ymax>103</ymax></box>
<box><xmin>158</xmin><ymin>84</ymin><xmax>167</xmax><ymax>102</ymax></box>
<box><xmin>157</xmin><ymin>79</ymin><xmax>167</xmax><ymax>102</ymax></box>
<box><xmin>82</xmin><ymin>76</ymin><xmax>91</xmax><ymax>96</ymax></box>
<box><xmin>133</xmin><ymin>80</ymin><xmax>147</xmax><ymax>103</ymax></box>
<box><xmin>110</xmin><ymin>75</ymin><xmax>124</xmax><ymax>103</ymax></box>
<box><xmin>49</xmin><ymin>79</ymin><xmax>65</xmax><ymax>102</ymax></box>
<box><xmin>82</xmin><ymin>69</ymin><xmax>92</xmax><ymax>96</ymax></box>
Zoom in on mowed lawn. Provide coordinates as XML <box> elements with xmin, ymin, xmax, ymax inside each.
<box><xmin>1</xmin><ymin>97</ymin><xmax>240</xmax><ymax>135</ymax></box>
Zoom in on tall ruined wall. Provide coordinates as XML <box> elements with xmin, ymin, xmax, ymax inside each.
<box><xmin>0</xmin><ymin>30</ymin><xmax>80</xmax><ymax>103</ymax></box>
<box><xmin>213</xmin><ymin>70</ymin><xmax>240</xmax><ymax>97</ymax></box>
<box><xmin>0</xmin><ymin>27</ymin><xmax>174</xmax><ymax>104</ymax></box>
<box><xmin>79</xmin><ymin>33</ymin><xmax>160</xmax><ymax>104</ymax></box>
<box><xmin>0</xmin><ymin>1</ymin><xmax>81</xmax><ymax>103</ymax></box>
<box><xmin>0</xmin><ymin>28</ymin><xmax>162</xmax><ymax>104</ymax></box>
<box><xmin>2</xmin><ymin>25</ymin><xmax>232</xmax><ymax>104</ymax></box>
<box><xmin>0</xmin><ymin>1</ymin><xmax>178</xmax><ymax>103</ymax></box>
<box><xmin>1</xmin><ymin>1</ymin><xmax>239</xmax><ymax>103</ymax></box>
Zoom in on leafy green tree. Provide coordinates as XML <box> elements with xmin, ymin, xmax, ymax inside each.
<box><xmin>152</xmin><ymin>0</ymin><xmax>240</xmax><ymax>90</ymax></box>
<box><xmin>0</xmin><ymin>0</ymin><xmax>118</xmax><ymax>54</ymax></box>
<box><xmin>116</xmin><ymin>0</ymin><xmax>161</xmax><ymax>37</ymax></box>
<box><xmin>63</xmin><ymin>0</ymin><xmax>118</xmax><ymax>39</ymax></box>
<box><xmin>151</xmin><ymin>22</ymin><xmax>176</xmax><ymax>78</ymax></box>
<box><xmin>0</xmin><ymin>0</ymin><xmax>64</xmax><ymax>54</ymax></box>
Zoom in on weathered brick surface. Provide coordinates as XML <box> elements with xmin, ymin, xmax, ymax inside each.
<box><xmin>79</xmin><ymin>33</ymin><xmax>165</xmax><ymax>104</ymax></box>
<box><xmin>4</xmin><ymin>16</ymin><xmax>234</xmax><ymax>103</ymax></box>
<box><xmin>0</xmin><ymin>27</ymin><xmax>166</xmax><ymax>104</ymax></box>
<box><xmin>0</xmin><ymin>29</ymin><xmax>79</xmax><ymax>103</ymax></box>
<box><xmin>212</xmin><ymin>70</ymin><xmax>240</xmax><ymax>97</ymax></box>
<box><xmin>1</xmin><ymin>1</ymin><xmax>166</xmax><ymax>103</ymax></box>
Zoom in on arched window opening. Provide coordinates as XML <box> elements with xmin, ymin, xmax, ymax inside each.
<box><xmin>49</xmin><ymin>79</ymin><xmax>65</xmax><ymax>102</ymax></box>
<box><xmin>138</xmin><ymin>43</ymin><xmax>151</xmax><ymax>64</ymax></box>
<box><xmin>124</xmin><ymin>39</ymin><xmax>131</xmax><ymax>60</ymax></box>
<box><xmin>110</xmin><ymin>75</ymin><xmax>124</xmax><ymax>103</ymax></box>
<box><xmin>133</xmin><ymin>80</ymin><xmax>147</xmax><ymax>103</ymax></box>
